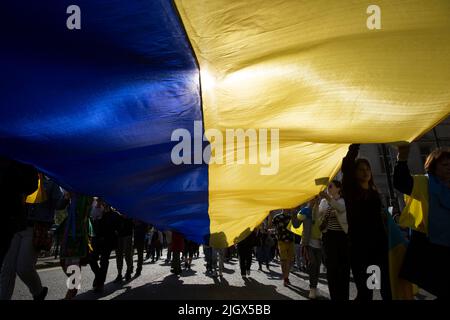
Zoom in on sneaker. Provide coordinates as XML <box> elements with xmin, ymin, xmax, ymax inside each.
<box><xmin>308</xmin><ymin>288</ymin><xmax>317</xmax><ymax>299</ymax></box>
<box><xmin>125</xmin><ymin>272</ymin><xmax>132</xmax><ymax>281</ymax></box>
<box><xmin>34</xmin><ymin>287</ymin><xmax>48</xmax><ymax>301</ymax></box>
<box><xmin>113</xmin><ymin>274</ymin><xmax>123</xmax><ymax>283</ymax></box>
<box><xmin>241</xmin><ymin>273</ymin><xmax>247</xmax><ymax>278</ymax></box>
<box><xmin>246</xmin><ymin>270</ymin><xmax>251</xmax><ymax>276</ymax></box>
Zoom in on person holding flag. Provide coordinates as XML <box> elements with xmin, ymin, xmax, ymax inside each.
<box><xmin>342</xmin><ymin>144</ymin><xmax>391</xmax><ymax>300</ymax></box>
<box><xmin>394</xmin><ymin>145</ymin><xmax>450</xmax><ymax>299</ymax></box>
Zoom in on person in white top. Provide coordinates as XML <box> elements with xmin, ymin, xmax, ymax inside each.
<box><xmin>318</xmin><ymin>180</ymin><xmax>350</xmax><ymax>301</ymax></box>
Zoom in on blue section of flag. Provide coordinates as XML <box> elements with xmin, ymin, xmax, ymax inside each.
<box><xmin>0</xmin><ymin>0</ymin><xmax>210</xmax><ymax>243</ymax></box>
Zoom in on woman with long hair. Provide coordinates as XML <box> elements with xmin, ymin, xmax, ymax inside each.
<box><xmin>342</xmin><ymin>144</ymin><xmax>391</xmax><ymax>300</ymax></box>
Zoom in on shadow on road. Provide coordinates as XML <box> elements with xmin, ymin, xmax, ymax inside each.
<box><xmin>97</xmin><ymin>274</ymin><xmax>294</xmax><ymax>300</ymax></box>
<box><xmin>290</xmin><ymin>271</ymin><xmax>329</xmax><ymax>286</ymax></box>
<box><xmin>285</xmin><ymin>283</ymin><xmax>329</xmax><ymax>300</ymax></box>
<box><xmin>264</xmin><ymin>269</ymin><xmax>283</xmax><ymax>280</ymax></box>
<box><xmin>221</xmin><ymin>267</ymin><xmax>235</xmax><ymax>275</ymax></box>
<box><xmin>181</xmin><ymin>269</ymin><xmax>198</xmax><ymax>277</ymax></box>
<box><xmin>74</xmin><ymin>281</ymin><xmax>133</xmax><ymax>300</ymax></box>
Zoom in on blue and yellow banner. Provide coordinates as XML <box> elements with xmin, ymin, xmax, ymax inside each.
<box><xmin>1</xmin><ymin>0</ymin><xmax>449</xmax><ymax>246</ymax></box>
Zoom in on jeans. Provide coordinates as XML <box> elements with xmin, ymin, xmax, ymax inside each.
<box><xmin>307</xmin><ymin>246</ymin><xmax>322</xmax><ymax>289</ymax></box>
<box><xmin>0</xmin><ymin>227</ymin><xmax>43</xmax><ymax>299</ymax></box>
<box><xmin>116</xmin><ymin>236</ymin><xmax>133</xmax><ymax>275</ymax></box>
<box><xmin>294</xmin><ymin>244</ymin><xmax>302</xmax><ymax>269</ymax></box>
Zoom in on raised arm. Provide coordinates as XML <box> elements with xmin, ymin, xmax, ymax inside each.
<box><xmin>393</xmin><ymin>144</ymin><xmax>413</xmax><ymax>195</ymax></box>
<box><xmin>341</xmin><ymin>144</ymin><xmax>360</xmax><ymax>196</ymax></box>
<box><xmin>342</xmin><ymin>144</ymin><xmax>360</xmax><ymax>176</ymax></box>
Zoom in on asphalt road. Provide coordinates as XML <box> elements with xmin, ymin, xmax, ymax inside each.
<box><xmin>12</xmin><ymin>249</ymin><xmax>432</xmax><ymax>300</ymax></box>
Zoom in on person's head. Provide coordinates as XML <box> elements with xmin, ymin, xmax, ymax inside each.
<box><xmin>93</xmin><ymin>197</ymin><xmax>102</xmax><ymax>208</ymax></box>
<box><xmin>355</xmin><ymin>158</ymin><xmax>375</xmax><ymax>189</ymax></box>
<box><xmin>425</xmin><ymin>147</ymin><xmax>450</xmax><ymax>183</ymax></box>
<box><xmin>327</xmin><ymin>180</ymin><xmax>342</xmax><ymax>198</ymax></box>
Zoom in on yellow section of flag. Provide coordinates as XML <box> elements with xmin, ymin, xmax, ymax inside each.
<box><xmin>175</xmin><ymin>0</ymin><xmax>450</xmax><ymax>246</ymax></box>
<box><xmin>399</xmin><ymin>175</ymin><xmax>429</xmax><ymax>234</ymax></box>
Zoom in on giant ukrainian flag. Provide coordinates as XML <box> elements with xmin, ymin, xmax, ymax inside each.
<box><xmin>1</xmin><ymin>0</ymin><xmax>449</xmax><ymax>247</ymax></box>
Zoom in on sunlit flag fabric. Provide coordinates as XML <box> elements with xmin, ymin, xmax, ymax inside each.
<box><xmin>1</xmin><ymin>0</ymin><xmax>449</xmax><ymax>246</ymax></box>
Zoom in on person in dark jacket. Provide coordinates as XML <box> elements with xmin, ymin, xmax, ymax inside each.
<box><xmin>0</xmin><ymin>159</ymin><xmax>40</xmax><ymax>300</ymax></box>
<box><xmin>237</xmin><ymin>230</ymin><xmax>257</xmax><ymax>278</ymax></box>
<box><xmin>89</xmin><ymin>201</ymin><xmax>120</xmax><ymax>291</ymax></box>
<box><xmin>1</xmin><ymin>172</ymin><xmax>65</xmax><ymax>300</ymax></box>
<box><xmin>0</xmin><ymin>156</ymin><xmax>38</xmax><ymax>272</ymax></box>
<box><xmin>342</xmin><ymin>144</ymin><xmax>391</xmax><ymax>300</ymax></box>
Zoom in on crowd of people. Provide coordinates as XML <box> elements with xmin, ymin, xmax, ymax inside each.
<box><xmin>269</xmin><ymin>144</ymin><xmax>449</xmax><ymax>300</ymax></box>
<box><xmin>0</xmin><ymin>143</ymin><xmax>448</xmax><ymax>300</ymax></box>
